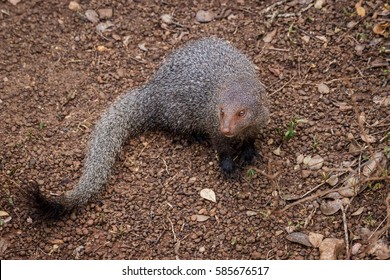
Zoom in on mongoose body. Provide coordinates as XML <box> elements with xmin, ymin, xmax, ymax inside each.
<box><xmin>31</xmin><ymin>37</ymin><xmax>269</xmax><ymax>219</ymax></box>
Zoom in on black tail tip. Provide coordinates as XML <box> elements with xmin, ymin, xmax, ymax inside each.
<box><xmin>27</xmin><ymin>183</ymin><xmax>71</xmax><ymax>221</ymax></box>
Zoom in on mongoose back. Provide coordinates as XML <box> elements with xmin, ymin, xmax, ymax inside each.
<box><xmin>31</xmin><ymin>37</ymin><xmax>270</xmax><ymax>219</ymax></box>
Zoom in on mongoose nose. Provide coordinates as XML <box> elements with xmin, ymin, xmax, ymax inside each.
<box><xmin>221</xmin><ymin>126</ymin><xmax>234</xmax><ymax>137</ymax></box>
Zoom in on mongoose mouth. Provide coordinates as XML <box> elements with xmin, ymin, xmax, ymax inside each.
<box><xmin>221</xmin><ymin>131</ymin><xmax>235</xmax><ymax>138</ymax></box>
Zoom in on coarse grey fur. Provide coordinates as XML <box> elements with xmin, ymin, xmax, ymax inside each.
<box><xmin>31</xmin><ymin>37</ymin><xmax>269</xmax><ymax>218</ymax></box>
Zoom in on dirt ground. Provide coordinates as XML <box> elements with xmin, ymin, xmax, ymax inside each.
<box><xmin>0</xmin><ymin>0</ymin><xmax>389</xmax><ymax>260</ymax></box>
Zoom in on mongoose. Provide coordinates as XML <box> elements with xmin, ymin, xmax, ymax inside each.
<box><xmin>31</xmin><ymin>37</ymin><xmax>269</xmax><ymax>219</ymax></box>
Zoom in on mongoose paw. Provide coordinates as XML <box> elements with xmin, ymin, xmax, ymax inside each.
<box><xmin>240</xmin><ymin>146</ymin><xmax>259</xmax><ymax>165</ymax></box>
<box><xmin>220</xmin><ymin>157</ymin><xmax>235</xmax><ymax>175</ymax></box>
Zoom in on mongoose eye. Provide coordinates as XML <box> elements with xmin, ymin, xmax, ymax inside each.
<box><xmin>238</xmin><ymin>110</ymin><xmax>246</xmax><ymax>117</ymax></box>
<box><xmin>220</xmin><ymin>109</ymin><xmax>224</xmax><ymax>117</ymax></box>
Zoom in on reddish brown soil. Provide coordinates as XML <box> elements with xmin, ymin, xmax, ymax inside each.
<box><xmin>0</xmin><ymin>0</ymin><xmax>389</xmax><ymax>260</ymax></box>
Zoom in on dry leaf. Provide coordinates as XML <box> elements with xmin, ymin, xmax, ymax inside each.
<box><xmin>301</xmin><ymin>35</ymin><xmax>310</xmax><ymax>43</ymax></box>
<box><xmin>50</xmin><ymin>239</ymin><xmax>64</xmax><ymax>245</ymax></box>
<box><xmin>324</xmin><ymin>192</ymin><xmax>343</xmax><ymax>200</ymax></box>
<box><xmin>360</xmin><ymin>134</ymin><xmax>377</xmax><ymax>143</ymax></box>
<box><xmin>138</xmin><ymin>43</ymin><xmax>148</xmax><ymax>52</ymax></box>
<box><xmin>317</xmin><ymin>83</ymin><xmax>330</xmax><ymax>94</ymax></box>
<box><xmin>246</xmin><ymin>210</ymin><xmax>257</xmax><ymax>216</ymax></box>
<box><xmin>161</xmin><ymin>14</ymin><xmax>173</xmax><ymax>24</ymax></box>
<box><xmin>85</xmin><ymin>10</ymin><xmax>100</xmax><ymax>24</ymax></box>
<box><xmin>8</xmin><ymin>0</ymin><xmax>21</xmax><ymax>5</ymax></box>
<box><xmin>370</xmin><ymin>58</ymin><xmax>389</xmax><ymax>68</ymax></box>
<box><xmin>0</xmin><ymin>238</ymin><xmax>9</xmax><ymax>256</ymax></box>
<box><xmin>196</xmin><ymin>214</ymin><xmax>210</xmax><ymax>222</ymax></box>
<box><xmin>367</xmin><ymin>239</ymin><xmax>390</xmax><ymax>259</ymax></box>
<box><xmin>303</xmin><ymin>155</ymin><xmax>312</xmax><ymax>165</ymax></box>
<box><xmin>96</xmin><ymin>45</ymin><xmax>108</xmax><ymax>52</ymax></box>
<box><xmin>355</xmin><ymin>1</ymin><xmax>366</xmax><ymax>17</ymax></box>
<box><xmin>297</xmin><ymin>154</ymin><xmax>304</xmax><ymax>164</ymax></box>
<box><xmin>351</xmin><ymin>206</ymin><xmax>365</xmax><ymax>216</ymax></box>
<box><xmin>373</xmin><ymin>95</ymin><xmax>390</xmax><ymax>106</ymax></box>
<box><xmin>96</xmin><ymin>21</ymin><xmax>114</xmax><ymax>32</ymax></box>
<box><xmin>362</xmin><ymin>152</ymin><xmax>384</xmax><ymax>177</ymax></box>
<box><xmin>273</xmin><ymin>146</ymin><xmax>281</xmax><ymax>156</ymax></box>
<box><xmin>200</xmin><ymin>188</ymin><xmax>216</xmax><ymax>203</ymax></box>
<box><xmin>263</xmin><ymin>29</ymin><xmax>277</xmax><ymax>43</ymax></box>
<box><xmin>314</xmin><ymin>0</ymin><xmax>325</xmax><ymax>9</ymax></box>
<box><xmin>326</xmin><ymin>175</ymin><xmax>339</xmax><ymax>186</ymax></box>
<box><xmin>373</xmin><ymin>22</ymin><xmax>390</xmax><ymax>37</ymax></box>
<box><xmin>320</xmin><ymin>199</ymin><xmax>342</xmax><ymax>215</ymax></box>
<box><xmin>315</xmin><ymin>35</ymin><xmax>328</xmax><ymax>42</ymax></box>
<box><xmin>307</xmin><ymin>155</ymin><xmax>324</xmax><ymax>170</ymax></box>
<box><xmin>68</xmin><ymin>1</ymin><xmax>81</xmax><ymax>11</ymax></box>
<box><xmin>339</xmin><ymin>175</ymin><xmax>360</xmax><ymax>197</ymax></box>
<box><xmin>351</xmin><ymin>243</ymin><xmax>362</xmax><ymax>255</ymax></box>
<box><xmin>286</xmin><ymin>232</ymin><xmax>312</xmax><ymax>247</ymax></box>
<box><xmin>281</xmin><ymin>193</ymin><xmax>302</xmax><ymax>201</ymax></box>
<box><xmin>0</xmin><ymin>211</ymin><xmax>9</xmax><ymax>217</ymax></box>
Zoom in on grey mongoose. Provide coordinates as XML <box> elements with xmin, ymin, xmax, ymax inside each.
<box><xmin>31</xmin><ymin>37</ymin><xmax>270</xmax><ymax>219</ymax></box>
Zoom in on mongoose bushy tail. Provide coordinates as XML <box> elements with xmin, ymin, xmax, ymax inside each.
<box><xmin>30</xmin><ymin>37</ymin><xmax>269</xmax><ymax>219</ymax></box>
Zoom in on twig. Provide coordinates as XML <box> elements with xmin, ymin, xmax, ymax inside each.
<box><xmin>340</xmin><ymin>204</ymin><xmax>350</xmax><ymax>259</ymax></box>
<box><xmin>167</xmin><ymin>217</ymin><xmax>177</xmax><ymax>242</ymax></box>
<box><xmin>269</xmin><ymin>75</ymin><xmax>296</xmax><ymax>96</ymax></box>
<box><xmin>304</xmin><ymin>206</ymin><xmax>317</xmax><ymax>229</ymax></box>
<box><xmin>261</xmin><ymin>0</ymin><xmax>288</xmax><ymax>14</ymax></box>
<box><xmin>161</xmin><ymin>157</ymin><xmax>169</xmax><ymax>175</ymax></box>
<box><xmin>265</xmin><ymin>13</ymin><xmax>298</xmax><ymax>18</ymax></box>
<box><xmin>300</xmin><ymin>181</ymin><xmax>326</xmax><ymax>199</ymax></box>
<box><xmin>296</xmin><ymin>27</ymin><xmax>325</xmax><ymax>42</ymax></box>
<box><xmin>278</xmin><ymin>185</ymin><xmax>351</xmax><ymax>213</ymax></box>
<box><xmin>268</xmin><ymin>47</ymin><xmax>290</xmax><ymax>52</ymax></box>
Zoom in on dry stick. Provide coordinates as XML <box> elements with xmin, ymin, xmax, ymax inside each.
<box><xmin>352</xmin><ymin>99</ymin><xmax>386</xmax><ymax>175</ymax></box>
<box><xmin>269</xmin><ymin>75</ymin><xmax>296</xmax><ymax>97</ymax></box>
<box><xmin>167</xmin><ymin>217</ymin><xmax>177</xmax><ymax>242</ymax></box>
<box><xmin>304</xmin><ymin>206</ymin><xmax>317</xmax><ymax>229</ymax></box>
<box><xmin>261</xmin><ymin>0</ymin><xmax>288</xmax><ymax>14</ymax></box>
<box><xmin>279</xmin><ymin>176</ymin><xmax>389</xmax><ymax>213</ymax></box>
<box><xmin>278</xmin><ymin>185</ymin><xmax>351</xmax><ymax>213</ymax></box>
<box><xmin>340</xmin><ymin>204</ymin><xmax>350</xmax><ymax>260</ymax></box>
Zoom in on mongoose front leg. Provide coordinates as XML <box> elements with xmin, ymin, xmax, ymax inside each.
<box><xmin>213</xmin><ymin>137</ymin><xmax>236</xmax><ymax>174</ymax></box>
<box><xmin>239</xmin><ymin>138</ymin><xmax>258</xmax><ymax>165</ymax></box>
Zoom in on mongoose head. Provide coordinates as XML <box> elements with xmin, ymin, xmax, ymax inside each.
<box><xmin>218</xmin><ymin>77</ymin><xmax>269</xmax><ymax>138</ymax></box>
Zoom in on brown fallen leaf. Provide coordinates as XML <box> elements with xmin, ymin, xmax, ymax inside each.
<box><xmin>263</xmin><ymin>29</ymin><xmax>277</xmax><ymax>43</ymax></box>
<box><xmin>317</xmin><ymin>83</ymin><xmax>330</xmax><ymax>94</ymax></box>
<box><xmin>286</xmin><ymin>232</ymin><xmax>312</xmax><ymax>247</ymax></box>
<box><xmin>362</xmin><ymin>152</ymin><xmax>384</xmax><ymax>177</ymax></box>
<box><xmin>360</xmin><ymin>134</ymin><xmax>377</xmax><ymax>143</ymax></box>
<box><xmin>351</xmin><ymin>206</ymin><xmax>365</xmax><ymax>216</ymax></box>
<box><xmin>320</xmin><ymin>199</ymin><xmax>342</xmax><ymax>215</ymax></box>
<box><xmin>373</xmin><ymin>22</ymin><xmax>390</xmax><ymax>37</ymax></box>
<box><xmin>196</xmin><ymin>214</ymin><xmax>210</xmax><ymax>222</ymax></box>
<box><xmin>367</xmin><ymin>239</ymin><xmax>390</xmax><ymax>259</ymax></box>
<box><xmin>355</xmin><ymin>0</ymin><xmax>366</xmax><ymax>17</ymax></box>
<box><xmin>200</xmin><ymin>188</ymin><xmax>216</xmax><ymax>203</ymax></box>
<box><xmin>373</xmin><ymin>95</ymin><xmax>390</xmax><ymax>106</ymax></box>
